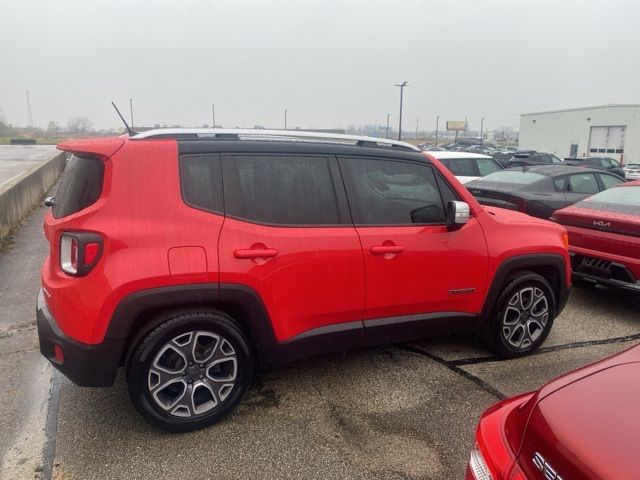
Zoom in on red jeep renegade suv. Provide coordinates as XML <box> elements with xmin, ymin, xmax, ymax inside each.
<box><xmin>37</xmin><ymin>129</ymin><xmax>570</xmax><ymax>431</ymax></box>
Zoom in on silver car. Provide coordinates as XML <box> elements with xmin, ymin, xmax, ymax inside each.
<box><xmin>623</xmin><ymin>163</ymin><xmax>640</xmax><ymax>180</ymax></box>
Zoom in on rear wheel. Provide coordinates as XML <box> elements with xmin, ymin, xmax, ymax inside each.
<box><xmin>126</xmin><ymin>309</ymin><xmax>253</xmax><ymax>432</ymax></box>
<box><xmin>483</xmin><ymin>271</ymin><xmax>556</xmax><ymax>358</ymax></box>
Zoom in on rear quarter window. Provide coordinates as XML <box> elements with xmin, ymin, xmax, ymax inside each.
<box><xmin>53</xmin><ymin>155</ymin><xmax>104</xmax><ymax>218</ymax></box>
<box><xmin>180</xmin><ymin>154</ymin><xmax>224</xmax><ymax>213</ymax></box>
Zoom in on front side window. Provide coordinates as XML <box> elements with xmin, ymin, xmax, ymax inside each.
<box><xmin>339</xmin><ymin>157</ymin><xmax>446</xmax><ymax>225</ymax></box>
<box><xmin>598</xmin><ymin>173</ymin><xmax>623</xmax><ymax>189</ymax></box>
<box><xmin>476</xmin><ymin>158</ymin><xmax>502</xmax><ymax>176</ymax></box>
<box><xmin>222</xmin><ymin>155</ymin><xmax>340</xmax><ymax>225</ymax></box>
<box><xmin>568</xmin><ymin>173</ymin><xmax>598</xmax><ymax>194</ymax></box>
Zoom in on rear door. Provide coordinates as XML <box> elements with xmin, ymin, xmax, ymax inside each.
<box><xmin>337</xmin><ymin>155</ymin><xmax>488</xmax><ymax>343</ymax></box>
<box><xmin>218</xmin><ymin>154</ymin><xmax>365</xmax><ymax>343</ymax></box>
<box><xmin>564</xmin><ymin>172</ymin><xmax>600</xmax><ymax>205</ymax></box>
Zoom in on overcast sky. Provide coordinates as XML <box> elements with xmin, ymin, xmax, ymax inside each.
<box><xmin>1</xmin><ymin>0</ymin><xmax>639</xmax><ymax>132</ymax></box>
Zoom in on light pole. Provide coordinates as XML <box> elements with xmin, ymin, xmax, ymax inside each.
<box><xmin>395</xmin><ymin>81</ymin><xmax>408</xmax><ymax>141</ymax></box>
<box><xmin>386</xmin><ymin>113</ymin><xmax>391</xmax><ymax>138</ymax></box>
<box><xmin>284</xmin><ymin>109</ymin><xmax>288</xmax><ymax>130</ymax></box>
<box><xmin>129</xmin><ymin>98</ymin><xmax>134</xmax><ymax>128</ymax></box>
<box><xmin>212</xmin><ymin>105</ymin><xmax>216</xmax><ymax>128</ymax></box>
<box><xmin>435</xmin><ymin>115</ymin><xmax>440</xmax><ymax>146</ymax></box>
<box><xmin>480</xmin><ymin>117</ymin><xmax>486</xmax><ymax>142</ymax></box>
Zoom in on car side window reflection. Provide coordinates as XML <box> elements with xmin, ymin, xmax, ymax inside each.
<box><xmin>568</xmin><ymin>173</ymin><xmax>599</xmax><ymax>194</ymax></box>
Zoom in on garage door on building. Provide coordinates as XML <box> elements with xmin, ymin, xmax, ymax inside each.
<box><xmin>588</xmin><ymin>126</ymin><xmax>625</xmax><ymax>161</ymax></box>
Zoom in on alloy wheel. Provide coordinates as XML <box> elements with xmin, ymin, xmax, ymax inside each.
<box><xmin>147</xmin><ymin>331</ymin><xmax>238</xmax><ymax>418</ymax></box>
<box><xmin>501</xmin><ymin>286</ymin><xmax>549</xmax><ymax>350</ymax></box>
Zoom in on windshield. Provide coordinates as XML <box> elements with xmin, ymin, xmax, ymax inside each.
<box><xmin>479</xmin><ymin>170</ymin><xmax>545</xmax><ymax>184</ymax></box>
<box><xmin>582</xmin><ymin>186</ymin><xmax>640</xmax><ymax>207</ymax></box>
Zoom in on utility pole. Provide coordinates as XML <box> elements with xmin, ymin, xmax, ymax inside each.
<box><xmin>480</xmin><ymin>117</ymin><xmax>486</xmax><ymax>142</ymax></box>
<box><xmin>386</xmin><ymin>113</ymin><xmax>391</xmax><ymax>138</ymax></box>
<box><xmin>435</xmin><ymin>115</ymin><xmax>440</xmax><ymax>146</ymax></box>
<box><xmin>395</xmin><ymin>81</ymin><xmax>408</xmax><ymax>141</ymax></box>
<box><xmin>415</xmin><ymin>117</ymin><xmax>419</xmax><ymax>140</ymax></box>
<box><xmin>284</xmin><ymin>109</ymin><xmax>288</xmax><ymax>130</ymax></box>
<box><xmin>25</xmin><ymin>90</ymin><xmax>33</xmax><ymax>128</ymax></box>
<box><xmin>129</xmin><ymin>98</ymin><xmax>134</xmax><ymax>128</ymax></box>
<box><xmin>212</xmin><ymin>105</ymin><xmax>216</xmax><ymax>128</ymax></box>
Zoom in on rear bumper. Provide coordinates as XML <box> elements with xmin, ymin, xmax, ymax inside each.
<box><xmin>37</xmin><ymin>289</ymin><xmax>121</xmax><ymax>387</ymax></box>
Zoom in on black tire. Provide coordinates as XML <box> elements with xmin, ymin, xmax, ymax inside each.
<box><xmin>126</xmin><ymin>309</ymin><xmax>253</xmax><ymax>432</ymax></box>
<box><xmin>483</xmin><ymin>271</ymin><xmax>556</xmax><ymax>358</ymax></box>
<box><xmin>571</xmin><ymin>275</ymin><xmax>598</xmax><ymax>288</ymax></box>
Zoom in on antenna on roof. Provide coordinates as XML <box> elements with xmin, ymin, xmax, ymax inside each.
<box><xmin>111</xmin><ymin>101</ymin><xmax>137</xmax><ymax>136</ymax></box>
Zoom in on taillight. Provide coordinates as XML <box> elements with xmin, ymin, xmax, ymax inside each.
<box><xmin>468</xmin><ymin>445</ymin><xmax>494</xmax><ymax>480</ymax></box>
<box><xmin>60</xmin><ymin>232</ymin><xmax>103</xmax><ymax>276</ymax></box>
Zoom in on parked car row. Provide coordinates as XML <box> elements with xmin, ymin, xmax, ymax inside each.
<box><xmin>466</xmin><ymin>182</ymin><xmax>639</xmax><ymax>480</ymax></box>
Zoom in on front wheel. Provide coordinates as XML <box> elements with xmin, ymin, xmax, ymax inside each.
<box><xmin>126</xmin><ymin>310</ymin><xmax>253</xmax><ymax>432</ymax></box>
<box><xmin>483</xmin><ymin>271</ymin><xmax>556</xmax><ymax>358</ymax></box>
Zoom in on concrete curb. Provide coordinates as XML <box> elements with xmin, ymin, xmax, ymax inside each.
<box><xmin>0</xmin><ymin>151</ymin><xmax>66</xmax><ymax>240</ymax></box>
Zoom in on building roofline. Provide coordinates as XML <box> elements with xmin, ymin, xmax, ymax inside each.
<box><xmin>520</xmin><ymin>104</ymin><xmax>640</xmax><ymax>117</ymax></box>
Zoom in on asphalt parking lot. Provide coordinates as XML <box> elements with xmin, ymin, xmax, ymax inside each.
<box><xmin>1</xmin><ymin>199</ymin><xmax>639</xmax><ymax>480</ymax></box>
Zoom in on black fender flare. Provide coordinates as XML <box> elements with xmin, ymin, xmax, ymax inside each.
<box><xmin>107</xmin><ymin>283</ymin><xmax>279</xmax><ymax>366</ymax></box>
<box><xmin>478</xmin><ymin>253</ymin><xmax>570</xmax><ymax>326</ymax></box>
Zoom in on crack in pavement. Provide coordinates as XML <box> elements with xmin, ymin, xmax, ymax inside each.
<box><xmin>449</xmin><ymin>332</ymin><xmax>640</xmax><ymax>366</ymax></box>
<box><xmin>398</xmin><ymin>344</ymin><xmax>507</xmax><ymax>400</ymax></box>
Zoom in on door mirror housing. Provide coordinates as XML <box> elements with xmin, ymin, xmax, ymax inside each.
<box><xmin>446</xmin><ymin>201</ymin><xmax>470</xmax><ymax>231</ymax></box>
<box><xmin>44</xmin><ymin>196</ymin><xmax>56</xmax><ymax>207</ymax></box>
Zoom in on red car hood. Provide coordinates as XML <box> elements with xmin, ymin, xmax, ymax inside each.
<box><xmin>552</xmin><ymin>202</ymin><xmax>640</xmax><ymax>238</ymax></box>
<box><xmin>517</xmin><ymin>344</ymin><xmax>640</xmax><ymax>479</ymax></box>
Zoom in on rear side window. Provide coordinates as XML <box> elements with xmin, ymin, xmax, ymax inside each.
<box><xmin>339</xmin><ymin>157</ymin><xmax>446</xmax><ymax>225</ymax></box>
<box><xmin>568</xmin><ymin>173</ymin><xmax>598</xmax><ymax>194</ymax></box>
<box><xmin>180</xmin><ymin>154</ymin><xmax>223</xmax><ymax>213</ymax></box>
<box><xmin>222</xmin><ymin>155</ymin><xmax>340</xmax><ymax>225</ymax></box>
<box><xmin>53</xmin><ymin>155</ymin><xmax>104</xmax><ymax>218</ymax></box>
<box><xmin>441</xmin><ymin>158</ymin><xmax>476</xmax><ymax>176</ymax></box>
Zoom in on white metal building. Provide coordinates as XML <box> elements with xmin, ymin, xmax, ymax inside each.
<box><xmin>519</xmin><ymin>104</ymin><xmax>640</xmax><ymax>164</ymax></box>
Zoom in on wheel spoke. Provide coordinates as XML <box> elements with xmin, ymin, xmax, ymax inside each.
<box><xmin>519</xmin><ymin>287</ymin><xmax>534</xmax><ymax>310</ymax></box>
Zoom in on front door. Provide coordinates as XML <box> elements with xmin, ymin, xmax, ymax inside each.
<box><xmin>337</xmin><ymin>156</ymin><xmax>488</xmax><ymax>343</ymax></box>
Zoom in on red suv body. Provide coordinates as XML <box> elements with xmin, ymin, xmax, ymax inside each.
<box><xmin>37</xmin><ymin>130</ymin><xmax>570</xmax><ymax>430</ymax></box>
<box><xmin>467</xmin><ymin>343</ymin><xmax>640</xmax><ymax>480</ymax></box>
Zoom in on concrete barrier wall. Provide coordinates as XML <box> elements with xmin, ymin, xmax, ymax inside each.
<box><xmin>0</xmin><ymin>152</ymin><xmax>66</xmax><ymax>240</ymax></box>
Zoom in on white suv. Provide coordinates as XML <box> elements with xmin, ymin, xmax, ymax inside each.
<box><xmin>425</xmin><ymin>151</ymin><xmax>503</xmax><ymax>184</ymax></box>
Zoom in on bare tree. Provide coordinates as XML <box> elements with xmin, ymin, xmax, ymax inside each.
<box><xmin>46</xmin><ymin>120</ymin><xmax>59</xmax><ymax>135</ymax></box>
<box><xmin>67</xmin><ymin>116</ymin><xmax>93</xmax><ymax>134</ymax></box>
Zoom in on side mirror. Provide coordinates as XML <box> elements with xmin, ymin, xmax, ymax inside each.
<box><xmin>44</xmin><ymin>196</ymin><xmax>56</xmax><ymax>207</ymax></box>
<box><xmin>446</xmin><ymin>201</ymin><xmax>470</xmax><ymax>231</ymax></box>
